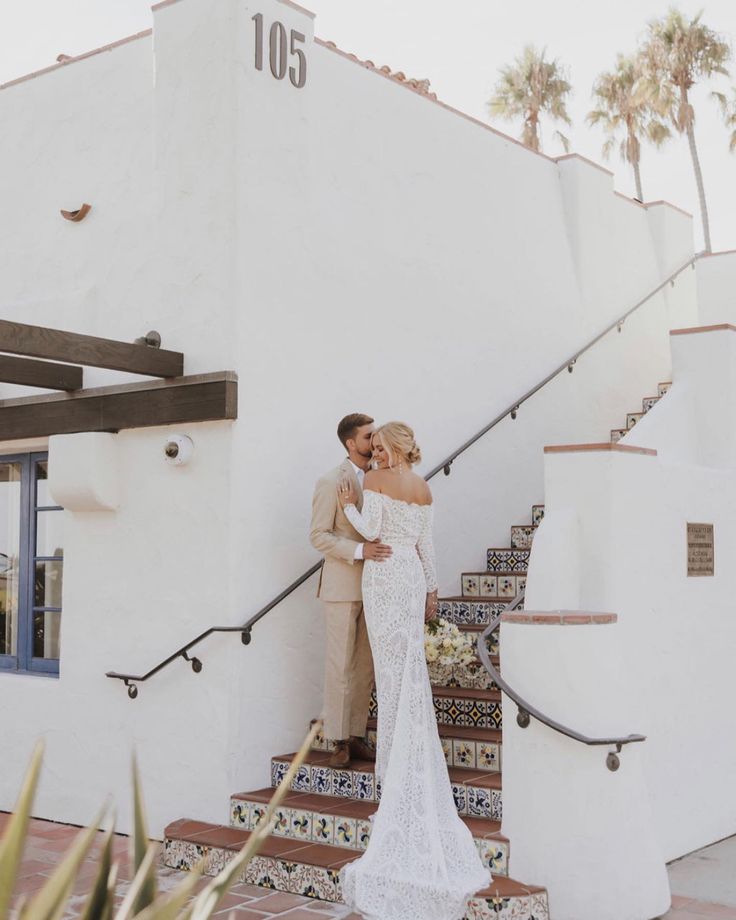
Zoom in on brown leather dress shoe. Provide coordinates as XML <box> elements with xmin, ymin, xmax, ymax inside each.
<box><xmin>328</xmin><ymin>739</ymin><xmax>351</xmax><ymax>768</ymax></box>
<box><xmin>349</xmin><ymin>735</ymin><xmax>377</xmax><ymax>762</ymax></box>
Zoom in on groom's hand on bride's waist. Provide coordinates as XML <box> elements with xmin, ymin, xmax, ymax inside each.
<box><xmin>362</xmin><ymin>541</ymin><xmax>393</xmax><ymax>562</ymax></box>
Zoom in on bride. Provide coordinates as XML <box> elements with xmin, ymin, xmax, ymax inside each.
<box><xmin>336</xmin><ymin>421</ymin><xmax>489</xmax><ymax>920</ymax></box>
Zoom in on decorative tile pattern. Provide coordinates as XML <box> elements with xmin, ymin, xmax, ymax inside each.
<box><xmin>312</xmin><ymin>813</ymin><xmax>335</xmax><ymax>845</ymax></box>
<box><xmin>626</xmin><ymin>411</ymin><xmax>643</xmax><ymax>429</ymax></box>
<box><xmin>462</xmin><ymin>574</ymin><xmax>480</xmax><ymax>596</ymax></box>
<box><xmin>231</xmin><ymin>800</ymin><xmax>249</xmax><ymax>827</ymax></box>
<box><xmin>658</xmin><ymin>381</ymin><xmax>671</xmax><ymax>396</ymax></box>
<box><xmin>475</xmin><ymin>838</ymin><xmax>508</xmax><ymax>874</ymax></box>
<box><xmin>491</xmin><ymin>788</ymin><xmax>503</xmax><ymax>820</ymax></box>
<box><xmin>452</xmin><ymin>739</ymin><xmax>477</xmax><ymax>769</ymax></box>
<box><xmin>428</xmin><ymin>659</ymin><xmax>497</xmax><ymax>691</ymax></box>
<box><xmin>531</xmin><ymin>504</ymin><xmax>545</xmax><ymax>526</ymax></box>
<box><xmin>271</xmin><ymin>760</ymin><xmax>288</xmax><ymax>788</ymax></box>
<box><xmin>510</xmin><ymin>525</ymin><xmax>535</xmax><ymax>549</ymax></box>
<box><xmin>610</xmin><ymin>428</ymin><xmax>626</xmax><ymax>443</ymax></box>
<box><xmin>334</xmin><ymin>816</ymin><xmax>357</xmax><ymax>847</ymax></box>
<box><xmin>433</xmin><ymin>695</ymin><xmax>503</xmax><ymax>730</ymax></box>
<box><xmin>310</xmin><ymin>765</ymin><xmax>331</xmax><ymax>795</ymax></box>
<box><xmin>479</xmin><ymin>575</ymin><xmax>497</xmax><ymax>597</ymax></box>
<box><xmin>486</xmin><ymin>549</ymin><xmax>530</xmax><ymax>573</ymax></box>
<box><xmin>353</xmin><ymin>770</ymin><xmax>375</xmax><ymax>800</ymax></box>
<box><xmin>331</xmin><ymin>769</ymin><xmax>353</xmax><ymax>798</ymax></box>
<box><xmin>467</xmin><ymin>786</ymin><xmax>491</xmax><ymax>817</ymax></box>
<box><xmin>642</xmin><ymin>395</ymin><xmax>660</xmax><ymax>413</ymax></box>
<box><xmin>497</xmin><ymin>575</ymin><xmax>516</xmax><ymax>598</ymax></box>
<box><xmin>293</xmin><ymin>765</ymin><xmax>311</xmax><ymax>792</ymax></box>
<box><xmin>290</xmin><ymin>809</ymin><xmax>312</xmax><ymax>841</ymax></box>
<box><xmin>478</xmin><ymin>742</ymin><xmax>500</xmax><ymax>770</ymax></box>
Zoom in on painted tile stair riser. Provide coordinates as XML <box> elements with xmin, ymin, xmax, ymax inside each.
<box><xmin>269</xmin><ymin>756</ymin><xmax>503</xmax><ymax>820</ymax></box>
<box><xmin>486</xmin><ymin>549</ymin><xmax>530</xmax><ymax>573</ymax></box>
<box><xmin>439</xmin><ymin>599</ymin><xmax>506</xmax><ymax>625</ymax></box>
<box><xmin>311</xmin><ymin>722</ymin><xmax>501</xmax><ymax>772</ymax></box>
<box><xmin>369</xmin><ymin>687</ymin><xmax>503</xmax><ymax>730</ymax></box>
<box><xmin>462</xmin><ymin>573</ymin><xmax>527</xmax><ymax>598</ymax></box>
<box><xmin>228</xmin><ymin>795</ymin><xmax>509</xmax><ymax>874</ymax></box>
<box><xmin>510</xmin><ymin>525</ymin><xmax>536</xmax><ymax>549</ymax></box>
<box><xmin>162</xmin><ymin>835</ymin><xmax>549</xmax><ymax>918</ymax></box>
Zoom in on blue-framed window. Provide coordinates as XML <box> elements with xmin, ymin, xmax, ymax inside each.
<box><xmin>0</xmin><ymin>452</ymin><xmax>63</xmax><ymax>676</ymax></box>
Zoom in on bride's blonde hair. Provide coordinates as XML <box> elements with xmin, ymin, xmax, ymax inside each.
<box><xmin>375</xmin><ymin>422</ymin><xmax>422</xmax><ymax>467</ymax></box>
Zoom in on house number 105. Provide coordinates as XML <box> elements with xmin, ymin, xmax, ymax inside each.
<box><xmin>252</xmin><ymin>13</ymin><xmax>307</xmax><ymax>88</ymax></box>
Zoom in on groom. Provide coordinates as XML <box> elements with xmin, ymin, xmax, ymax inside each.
<box><xmin>310</xmin><ymin>413</ymin><xmax>393</xmax><ymax>768</ymax></box>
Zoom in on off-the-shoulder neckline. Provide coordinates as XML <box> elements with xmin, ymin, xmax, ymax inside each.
<box><xmin>364</xmin><ymin>489</ymin><xmax>433</xmax><ymax>508</ymax></box>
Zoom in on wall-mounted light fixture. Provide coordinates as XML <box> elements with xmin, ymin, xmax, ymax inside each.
<box><xmin>164</xmin><ymin>435</ymin><xmax>194</xmax><ymax>466</ymax></box>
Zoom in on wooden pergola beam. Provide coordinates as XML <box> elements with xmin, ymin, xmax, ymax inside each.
<box><xmin>0</xmin><ymin>371</ymin><xmax>237</xmax><ymax>439</ymax></box>
<box><xmin>0</xmin><ymin>354</ymin><xmax>83</xmax><ymax>390</ymax></box>
<box><xmin>0</xmin><ymin>318</ymin><xmax>184</xmax><ymax>377</ymax></box>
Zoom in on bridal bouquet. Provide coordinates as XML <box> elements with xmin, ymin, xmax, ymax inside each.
<box><xmin>424</xmin><ymin>617</ymin><xmax>476</xmax><ymax>667</ymax></box>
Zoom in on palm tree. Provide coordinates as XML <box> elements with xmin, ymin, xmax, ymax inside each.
<box><xmin>587</xmin><ymin>53</ymin><xmax>671</xmax><ymax>201</ymax></box>
<box><xmin>712</xmin><ymin>86</ymin><xmax>736</xmax><ymax>151</ymax></box>
<box><xmin>488</xmin><ymin>45</ymin><xmax>573</xmax><ymax>153</ymax></box>
<box><xmin>638</xmin><ymin>8</ymin><xmax>731</xmax><ymax>252</ymax></box>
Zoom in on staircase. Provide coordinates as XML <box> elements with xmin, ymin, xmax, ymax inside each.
<box><xmin>162</xmin><ymin>382</ymin><xmax>671</xmax><ymax>919</ymax></box>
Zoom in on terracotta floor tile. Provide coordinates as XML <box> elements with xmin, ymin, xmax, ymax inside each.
<box><xmin>252</xmin><ymin>891</ymin><xmax>312</xmax><ymax>912</ymax></box>
<box><xmin>230</xmin><ymin>883</ymin><xmax>274</xmax><ymax>898</ymax></box>
<box><xmin>209</xmin><ymin>892</ymin><xmax>258</xmax><ymax>912</ymax></box>
<box><xmin>277</xmin><ymin>910</ymin><xmax>334</xmax><ymax>919</ymax></box>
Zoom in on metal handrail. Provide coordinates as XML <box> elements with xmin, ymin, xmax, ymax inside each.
<box><xmin>425</xmin><ymin>252</ymin><xmax>699</xmax><ymax>480</ymax></box>
<box><xmin>107</xmin><ymin>252</ymin><xmax>700</xmax><ymax>697</ymax></box>
<box><xmin>478</xmin><ymin>590</ymin><xmax>645</xmax><ymax>770</ymax></box>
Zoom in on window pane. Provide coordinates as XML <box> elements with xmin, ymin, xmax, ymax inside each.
<box><xmin>33</xmin><ymin>609</ymin><xmax>60</xmax><ymax>660</ymax></box>
<box><xmin>35</xmin><ymin>461</ymin><xmax>56</xmax><ymax>508</ymax></box>
<box><xmin>0</xmin><ymin>463</ymin><xmax>22</xmax><ymax>657</ymax></box>
<box><xmin>34</xmin><ymin>561</ymin><xmax>63</xmax><ymax>609</ymax></box>
<box><xmin>36</xmin><ymin>509</ymin><xmax>64</xmax><ymax>558</ymax></box>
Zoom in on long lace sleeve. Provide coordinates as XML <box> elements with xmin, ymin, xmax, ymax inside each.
<box><xmin>343</xmin><ymin>490</ymin><xmax>383</xmax><ymax>541</ymax></box>
<box><xmin>417</xmin><ymin>505</ymin><xmax>438</xmax><ymax>592</ymax></box>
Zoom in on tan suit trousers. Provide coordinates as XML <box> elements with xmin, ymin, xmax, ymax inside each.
<box><xmin>322</xmin><ymin>600</ymin><xmax>374</xmax><ymax>742</ymax></box>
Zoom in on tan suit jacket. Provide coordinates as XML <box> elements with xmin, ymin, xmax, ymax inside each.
<box><xmin>310</xmin><ymin>459</ymin><xmax>365</xmax><ymax>602</ymax></box>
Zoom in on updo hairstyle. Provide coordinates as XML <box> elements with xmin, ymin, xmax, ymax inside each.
<box><xmin>376</xmin><ymin>421</ymin><xmax>422</xmax><ymax>467</ymax></box>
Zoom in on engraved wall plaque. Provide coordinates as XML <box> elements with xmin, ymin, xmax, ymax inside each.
<box><xmin>687</xmin><ymin>522</ymin><xmax>714</xmax><ymax>576</ymax></box>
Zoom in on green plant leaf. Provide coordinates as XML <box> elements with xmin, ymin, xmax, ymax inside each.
<box><xmin>112</xmin><ymin>842</ymin><xmax>157</xmax><ymax>920</ymax></box>
<box><xmin>0</xmin><ymin>742</ymin><xmax>44</xmax><ymax>920</ymax></box>
<box><xmin>189</xmin><ymin>721</ymin><xmax>323</xmax><ymax>920</ymax></box>
<box><xmin>19</xmin><ymin>806</ymin><xmax>107</xmax><ymax>920</ymax></box>
<box><xmin>132</xmin><ymin>860</ymin><xmax>204</xmax><ymax>920</ymax></box>
<box><xmin>130</xmin><ymin>754</ymin><xmax>156</xmax><ymax>914</ymax></box>
<box><xmin>78</xmin><ymin>822</ymin><xmax>115</xmax><ymax>920</ymax></box>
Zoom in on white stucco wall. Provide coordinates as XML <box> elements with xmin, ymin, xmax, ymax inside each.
<box><xmin>696</xmin><ymin>250</ymin><xmax>736</xmax><ymax>325</ymax></box>
<box><xmin>0</xmin><ymin>0</ymin><xmax>700</xmax><ymax>837</ymax></box>
<box><xmin>512</xmin><ymin>327</ymin><xmax>736</xmax><ymax>911</ymax></box>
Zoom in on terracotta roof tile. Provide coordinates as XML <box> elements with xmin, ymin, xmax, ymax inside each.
<box><xmin>316</xmin><ymin>38</ymin><xmax>437</xmax><ymax>100</ymax></box>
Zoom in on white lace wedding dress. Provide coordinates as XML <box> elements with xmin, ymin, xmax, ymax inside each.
<box><xmin>340</xmin><ymin>490</ymin><xmax>489</xmax><ymax>920</ymax></box>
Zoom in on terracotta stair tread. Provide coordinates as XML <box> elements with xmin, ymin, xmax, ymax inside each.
<box><xmin>165</xmin><ymin>820</ymin><xmax>542</xmax><ymax>902</ymax></box>
<box><xmin>165</xmin><ymin>819</ymin><xmax>359</xmax><ymax>868</ymax></box>
<box><xmin>231</xmin><ymin>788</ymin><xmax>506</xmax><ymax>839</ymax></box>
<box><xmin>367</xmin><ymin>719</ymin><xmax>501</xmax><ymax>743</ymax></box>
<box><xmin>433</xmin><ymin>685</ymin><xmax>500</xmax><ymax>702</ymax></box>
<box><xmin>270</xmin><ymin>751</ymin><xmax>503</xmax><ymax>789</ymax></box>
<box><xmin>475</xmin><ymin>875</ymin><xmax>547</xmax><ymax>898</ymax></box>
<box><xmin>440</xmin><ymin>596</ymin><xmax>509</xmax><ymax>604</ymax></box>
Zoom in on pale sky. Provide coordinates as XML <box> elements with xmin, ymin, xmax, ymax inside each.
<box><xmin>2</xmin><ymin>0</ymin><xmax>734</xmax><ymax>250</ymax></box>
